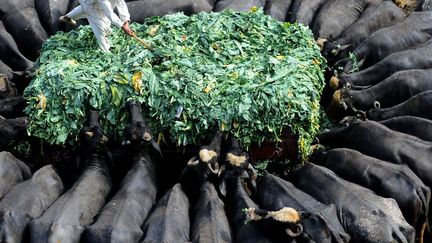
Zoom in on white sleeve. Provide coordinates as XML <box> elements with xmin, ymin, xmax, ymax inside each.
<box><xmin>97</xmin><ymin>0</ymin><xmax>124</xmax><ymax>28</ymax></box>
<box><xmin>115</xmin><ymin>0</ymin><xmax>130</xmax><ymax>24</ymax></box>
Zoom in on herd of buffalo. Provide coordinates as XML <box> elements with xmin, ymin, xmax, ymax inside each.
<box><xmin>2</xmin><ymin>0</ymin><xmax>432</xmax><ymax>242</ymax></box>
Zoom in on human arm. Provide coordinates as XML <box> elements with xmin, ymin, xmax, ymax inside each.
<box><xmin>115</xmin><ymin>0</ymin><xmax>130</xmax><ymax>25</ymax></box>
<box><xmin>121</xmin><ymin>21</ymin><xmax>133</xmax><ymax>36</ymax></box>
<box><xmin>97</xmin><ymin>0</ymin><xmax>125</xmax><ymax>28</ymax></box>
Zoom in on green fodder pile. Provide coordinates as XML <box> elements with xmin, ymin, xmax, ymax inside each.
<box><xmin>25</xmin><ymin>10</ymin><xmax>326</xmax><ymax>160</ymax></box>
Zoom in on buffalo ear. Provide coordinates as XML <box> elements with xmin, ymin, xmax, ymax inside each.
<box><xmin>423</xmin><ymin>0</ymin><xmax>432</xmax><ymax>10</ymax></box>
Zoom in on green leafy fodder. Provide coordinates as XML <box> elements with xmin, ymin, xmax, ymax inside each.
<box><xmin>24</xmin><ymin>10</ymin><xmax>326</xmax><ymax>160</ymax></box>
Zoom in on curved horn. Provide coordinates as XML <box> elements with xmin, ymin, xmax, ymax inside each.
<box><xmin>356</xmin><ymin>110</ymin><xmax>367</xmax><ymax>120</ymax></box>
<box><xmin>341</xmin><ymin>102</ymin><xmax>348</xmax><ymax>111</ymax></box>
<box><xmin>187</xmin><ymin>156</ymin><xmax>200</xmax><ymax>166</ymax></box>
<box><xmin>331</xmin><ymin>48</ymin><xmax>339</xmax><ymax>56</ymax></box>
<box><xmin>152</xmin><ymin>139</ymin><xmax>162</xmax><ymax>157</ymax></box>
<box><xmin>247</xmin><ymin>163</ymin><xmax>257</xmax><ymax>180</ymax></box>
<box><xmin>208</xmin><ymin>162</ymin><xmax>220</xmax><ymax>174</ymax></box>
<box><xmin>286</xmin><ymin>224</ymin><xmax>303</xmax><ymax>237</ymax></box>
<box><xmin>218</xmin><ymin>164</ymin><xmax>226</xmax><ymax>177</ymax></box>
<box><xmin>85</xmin><ymin>131</ymin><xmax>94</xmax><ymax>137</ymax></box>
<box><xmin>344</xmin><ymin>82</ymin><xmax>352</xmax><ymax>90</ymax></box>
<box><xmin>373</xmin><ymin>101</ymin><xmax>381</xmax><ymax>109</ymax></box>
<box><xmin>143</xmin><ymin>132</ymin><xmax>152</xmax><ymax>141</ymax></box>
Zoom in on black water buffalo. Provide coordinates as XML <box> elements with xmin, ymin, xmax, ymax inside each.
<box><xmin>0</xmin><ymin>0</ymin><xmax>48</xmax><ymax>60</ymax></box>
<box><xmin>367</xmin><ymin>90</ymin><xmax>432</xmax><ymax>121</ymax></box>
<box><xmin>322</xmin><ymin>1</ymin><xmax>405</xmax><ymax>64</ymax></box>
<box><xmin>181</xmin><ymin>131</ymin><xmax>223</xmax><ymax>203</ymax></box>
<box><xmin>191</xmin><ymin>179</ymin><xmax>232</xmax><ymax>243</ymax></box>
<box><xmin>312</xmin><ymin>0</ymin><xmax>373</xmax><ymax>41</ymax></box>
<box><xmin>255</xmin><ymin>172</ymin><xmax>350</xmax><ymax>242</ymax></box>
<box><xmin>0</xmin><ymin>66</ymin><xmax>29</xmax><ymax>94</ymax></box>
<box><xmin>0</xmin><ymin>61</ymin><xmax>13</xmax><ymax>82</ymax></box>
<box><xmin>318</xmin><ymin>120</ymin><xmax>432</xmax><ymax>201</ymax></box>
<box><xmin>264</xmin><ymin>0</ymin><xmax>293</xmax><ymax>22</ymax></box>
<box><xmin>29</xmin><ymin>111</ymin><xmax>112</xmax><ymax>243</ymax></box>
<box><xmin>288</xmin><ymin>0</ymin><xmax>325</xmax><ymax>27</ymax></box>
<box><xmin>34</xmin><ymin>0</ymin><xmax>70</xmax><ymax>35</ymax></box>
<box><xmin>311</xmin><ymin>148</ymin><xmax>430</xmax><ymax>232</ymax></box>
<box><xmin>0</xmin><ymin>117</ymin><xmax>27</xmax><ymax>150</ymax></box>
<box><xmin>83</xmin><ymin>155</ymin><xmax>156</xmax><ymax>243</ymax></box>
<box><xmin>329</xmin><ymin>69</ymin><xmax>432</xmax><ymax>113</ymax></box>
<box><xmin>123</xmin><ymin>101</ymin><xmax>161</xmax><ymax>156</ymax></box>
<box><xmin>140</xmin><ymin>183</ymin><xmax>190</xmax><ymax>243</ymax></box>
<box><xmin>330</xmin><ymin>39</ymin><xmax>432</xmax><ymax>90</ymax></box>
<box><xmin>184</xmin><ymin>131</ymin><xmax>223</xmax><ymax>185</ymax></box>
<box><xmin>379</xmin><ymin>116</ymin><xmax>432</xmax><ymax>142</ymax></box>
<box><xmin>0</xmin><ymin>151</ymin><xmax>31</xmax><ymax>200</ymax></box>
<box><xmin>181</xmin><ymin>131</ymin><xmax>232</xmax><ymax>243</ymax></box>
<box><xmin>128</xmin><ymin>0</ymin><xmax>213</xmax><ymax>23</ymax></box>
<box><xmin>0</xmin><ymin>21</ymin><xmax>34</xmax><ymax>71</ymax></box>
<box><xmin>343</xmin><ymin>11</ymin><xmax>432</xmax><ymax>71</ymax></box>
<box><xmin>218</xmin><ymin>138</ymin><xmax>273</xmax><ymax>243</ymax></box>
<box><xmin>0</xmin><ymin>97</ymin><xmax>26</xmax><ymax>118</ymax></box>
<box><xmin>82</xmin><ymin>101</ymin><xmax>159</xmax><ymax>243</ymax></box>
<box><xmin>288</xmin><ymin>163</ymin><xmax>415</xmax><ymax>243</ymax></box>
<box><xmin>214</xmin><ymin>0</ymin><xmax>266</xmax><ymax>12</ymax></box>
<box><xmin>0</xmin><ymin>74</ymin><xmax>18</xmax><ymax>99</ymax></box>
<box><xmin>219</xmin><ymin>137</ymin><xmax>302</xmax><ymax>242</ymax></box>
<box><xmin>0</xmin><ymin>165</ymin><xmax>64</xmax><ymax>243</ymax></box>
<box><xmin>417</xmin><ymin>0</ymin><xmax>432</xmax><ymax>10</ymax></box>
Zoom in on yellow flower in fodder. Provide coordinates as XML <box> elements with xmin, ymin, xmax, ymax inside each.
<box><xmin>148</xmin><ymin>25</ymin><xmax>159</xmax><ymax>36</ymax></box>
<box><xmin>250</xmin><ymin>6</ymin><xmax>259</xmax><ymax>12</ymax></box>
<box><xmin>211</xmin><ymin>43</ymin><xmax>222</xmax><ymax>53</ymax></box>
<box><xmin>204</xmin><ymin>82</ymin><xmax>215</xmax><ymax>93</ymax></box>
<box><xmin>299</xmin><ymin>137</ymin><xmax>305</xmax><ymax>151</ymax></box>
<box><xmin>233</xmin><ymin>122</ymin><xmax>239</xmax><ymax>129</ymax></box>
<box><xmin>157</xmin><ymin>132</ymin><xmax>165</xmax><ymax>144</ymax></box>
<box><xmin>276</xmin><ymin>55</ymin><xmax>285</xmax><ymax>60</ymax></box>
<box><xmin>132</xmin><ymin>71</ymin><xmax>143</xmax><ymax>93</ymax></box>
<box><xmin>312</xmin><ymin>100</ymin><xmax>319</xmax><ymax>110</ymax></box>
<box><xmin>221</xmin><ymin>122</ymin><xmax>227</xmax><ymax>131</ymax></box>
<box><xmin>65</xmin><ymin>59</ymin><xmax>78</xmax><ymax>66</ymax></box>
<box><xmin>37</xmin><ymin>93</ymin><xmax>47</xmax><ymax>110</ymax></box>
<box><xmin>287</xmin><ymin>91</ymin><xmax>293</xmax><ymax>97</ymax></box>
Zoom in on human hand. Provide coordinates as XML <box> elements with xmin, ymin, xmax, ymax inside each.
<box><xmin>122</xmin><ymin>21</ymin><xmax>133</xmax><ymax>36</ymax></box>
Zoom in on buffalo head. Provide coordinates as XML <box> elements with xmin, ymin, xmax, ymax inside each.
<box><xmin>245</xmin><ymin>207</ymin><xmax>306</xmax><ymax>238</ymax></box>
<box><xmin>123</xmin><ymin>100</ymin><xmax>161</xmax><ymax>156</ymax></box>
